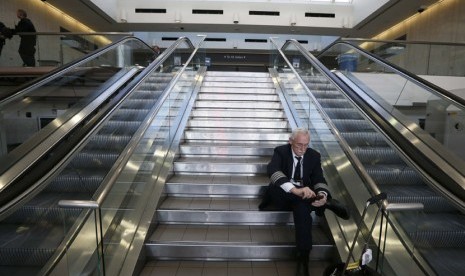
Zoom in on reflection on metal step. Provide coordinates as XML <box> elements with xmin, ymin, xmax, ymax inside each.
<box><xmin>197</xmin><ymin>93</ymin><xmax>279</xmax><ymax>102</ymax></box>
<box><xmin>173</xmin><ymin>158</ymin><xmax>267</xmax><ymax>175</ymax></box>
<box><xmin>207</xmin><ymin>71</ymin><xmax>270</xmax><ymax>77</ymax></box>
<box><xmin>184</xmin><ymin>131</ymin><xmax>289</xmax><ymax>143</ymax></box>
<box><xmin>200</xmin><ymin>87</ymin><xmax>276</xmax><ymax>94</ymax></box>
<box><xmin>188</xmin><ymin>119</ymin><xmax>288</xmax><ymax>129</ymax></box>
<box><xmin>204</xmin><ymin>76</ymin><xmax>271</xmax><ymax>83</ymax></box>
<box><xmin>196</xmin><ymin>101</ymin><xmax>282</xmax><ymax>109</ymax></box>
<box><xmin>202</xmin><ymin>82</ymin><xmax>274</xmax><ymax>88</ymax></box>
<box><xmin>179</xmin><ymin>144</ymin><xmax>275</xmax><ymax>157</ymax></box>
<box><xmin>191</xmin><ymin>109</ymin><xmax>285</xmax><ymax>119</ymax></box>
<box><xmin>157</xmin><ymin>210</ymin><xmax>293</xmax><ymax>224</ymax></box>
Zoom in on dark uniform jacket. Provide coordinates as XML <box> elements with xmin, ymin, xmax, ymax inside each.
<box><xmin>267</xmin><ymin>144</ymin><xmax>330</xmax><ymax>197</ymax></box>
<box><xmin>15</xmin><ymin>17</ymin><xmax>37</xmax><ymax>48</ymax></box>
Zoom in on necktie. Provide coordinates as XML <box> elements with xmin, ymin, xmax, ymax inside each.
<box><xmin>294</xmin><ymin>156</ymin><xmax>302</xmax><ymax>183</ymax></box>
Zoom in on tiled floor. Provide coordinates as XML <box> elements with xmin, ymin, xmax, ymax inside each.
<box><xmin>139</xmin><ymin>260</ymin><xmax>332</xmax><ymax>276</ymax></box>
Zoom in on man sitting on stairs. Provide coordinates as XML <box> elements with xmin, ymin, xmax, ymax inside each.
<box><xmin>259</xmin><ymin>127</ymin><xmax>349</xmax><ymax>276</ymax></box>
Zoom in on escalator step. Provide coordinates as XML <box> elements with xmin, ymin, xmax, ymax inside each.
<box><xmin>315</xmin><ymin>98</ymin><xmax>352</xmax><ymax>109</ymax></box>
<box><xmin>324</xmin><ymin>108</ymin><xmax>363</xmax><ymax>120</ymax></box>
<box><xmin>332</xmin><ymin>119</ymin><xmax>374</xmax><ymax>132</ymax></box>
<box><xmin>0</xmin><ymin>248</ymin><xmax>54</xmax><ymax>266</ymax></box>
<box><xmin>353</xmin><ymin>147</ymin><xmax>403</xmax><ymax>164</ymax></box>
<box><xmin>3</xmin><ymin>206</ymin><xmax>81</xmax><ymax>225</ymax></box>
<box><xmin>71</xmin><ymin>152</ymin><xmax>120</xmax><ymax>168</ymax></box>
<box><xmin>131</xmin><ymin>90</ymin><xmax>163</xmax><ymax>99</ymax></box>
<box><xmin>112</xmin><ymin>109</ymin><xmax>150</xmax><ymax>121</ymax></box>
<box><xmin>46</xmin><ymin>171</ymin><xmax>106</xmax><ymax>193</ymax></box>
<box><xmin>99</xmin><ymin>121</ymin><xmax>141</xmax><ymax>135</ymax></box>
<box><xmin>383</xmin><ymin>185</ymin><xmax>456</xmax><ymax>213</ymax></box>
<box><xmin>340</xmin><ymin>132</ymin><xmax>388</xmax><ymax>147</ymax></box>
<box><xmin>364</xmin><ymin>164</ymin><xmax>424</xmax><ymax>186</ymax></box>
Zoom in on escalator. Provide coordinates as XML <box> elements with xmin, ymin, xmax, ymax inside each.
<box><xmin>0</xmin><ymin>36</ymin><xmax>202</xmax><ymax>275</ymax></box>
<box><xmin>271</xmin><ymin>39</ymin><xmax>465</xmax><ymax>275</ymax></box>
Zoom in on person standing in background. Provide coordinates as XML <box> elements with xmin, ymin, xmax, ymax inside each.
<box><xmin>0</xmin><ymin>21</ymin><xmax>13</xmax><ymax>57</ymax></box>
<box><xmin>14</xmin><ymin>9</ymin><xmax>36</xmax><ymax>66</ymax></box>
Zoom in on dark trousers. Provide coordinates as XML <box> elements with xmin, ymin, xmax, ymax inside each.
<box><xmin>267</xmin><ymin>185</ymin><xmax>314</xmax><ymax>251</ymax></box>
<box><xmin>19</xmin><ymin>45</ymin><xmax>36</xmax><ymax>67</ymax></box>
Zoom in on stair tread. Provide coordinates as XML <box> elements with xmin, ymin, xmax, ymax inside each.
<box><xmin>148</xmin><ymin>224</ymin><xmax>332</xmax><ymax>245</ymax></box>
<box><xmin>167</xmin><ymin>174</ymin><xmax>269</xmax><ymax>184</ymax></box>
<box><xmin>160</xmin><ymin>197</ymin><xmax>263</xmax><ymax>210</ymax></box>
<box><xmin>174</xmin><ymin>156</ymin><xmax>270</xmax><ymax>163</ymax></box>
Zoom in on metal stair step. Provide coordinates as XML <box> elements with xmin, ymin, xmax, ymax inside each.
<box><xmin>197</xmin><ymin>93</ymin><xmax>279</xmax><ymax>101</ymax></box>
<box><xmin>145</xmin><ymin>224</ymin><xmax>334</xmax><ymax>260</ymax></box>
<box><xmin>157</xmin><ymin>210</ymin><xmax>293</xmax><ymax>225</ymax></box>
<box><xmin>191</xmin><ymin>109</ymin><xmax>285</xmax><ymax>119</ymax></box>
<box><xmin>202</xmin><ymin>82</ymin><xmax>274</xmax><ymax>88</ymax></box>
<box><xmin>179</xmin><ymin>144</ymin><xmax>275</xmax><ymax>157</ymax></box>
<box><xmin>165</xmin><ymin>174</ymin><xmax>268</xmax><ymax>196</ymax></box>
<box><xmin>200</xmin><ymin>87</ymin><xmax>276</xmax><ymax>94</ymax></box>
<box><xmin>204</xmin><ymin>76</ymin><xmax>271</xmax><ymax>83</ymax></box>
<box><xmin>195</xmin><ymin>101</ymin><xmax>282</xmax><ymax>109</ymax></box>
<box><xmin>184</xmin><ymin>130</ymin><xmax>289</xmax><ymax>142</ymax></box>
<box><xmin>187</xmin><ymin>119</ymin><xmax>288</xmax><ymax>129</ymax></box>
<box><xmin>207</xmin><ymin>71</ymin><xmax>270</xmax><ymax>77</ymax></box>
<box><xmin>173</xmin><ymin>157</ymin><xmax>268</xmax><ymax>175</ymax></box>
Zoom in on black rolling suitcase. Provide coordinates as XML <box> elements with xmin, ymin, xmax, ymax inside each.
<box><xmin>324</xmin><ymin>193</ymin><xmax>387</xmax><ymax>276</ymax></box>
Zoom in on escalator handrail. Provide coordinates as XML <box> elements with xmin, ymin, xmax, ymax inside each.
<box><xmin>317</xmin><ymin>40</ymin><xmax>465</xmax><ymax>109</ymax></box>
<box><xmin>270</xmin><ymin>38</ymin><xmax>381</xmax><ymax>203</ymax></box>
<box><xmin>271</xmin><ymin>37</ymin><xmax>383</xmax><ymax>198</ymax></box>
<box><xmin>43</xmin><ymin>35</ymin><xmax>206</xmax><ymax>275</ymax></box>
<box><xmin>283</xmin><ymin>38</ymin><xmax>465</xmax><ymax>206</ymax></box>
<box><xmin>0</xmin><ymin>36</ymin><xmax>152</xmax><ymax>107</ymax></box>
<box><xmin>274</xmin><ymin>38</ymin><xmax>439</xmax><ymax>275</ymax></box>
<box><xmin>0</xmin><ymin>36</ymin><xmax>194</xmax><ymax>217</ymax></box>
<box><xmin>95</xmin><ymin>35</ymin><xmax>206</xmax><ymax>206</ymax></box>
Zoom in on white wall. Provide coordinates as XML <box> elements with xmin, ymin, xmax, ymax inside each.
<box><xmin>135</xmin><ymin>31</ymin><xmax>338</xmax><ymax>50</ymax></box>
<box><xmin>0</xmin><ymin>0</ymin><xmax>99</xmax><ymax>66</ymax></box>
<box><xmin>115</xmin><ymin>0</ymin><xmax>354</xmax><ymax>28</ymax></box>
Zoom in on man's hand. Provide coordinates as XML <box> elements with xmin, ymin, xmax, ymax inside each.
<box><xmin>312</xmin><ymin>193</ymin><xmax>327</xmax><ymax>207</ymax></box>
<box><xmin>291</xmin><ymin>186</ymin><xmax>316</xmax><ymax>199</ymax></box>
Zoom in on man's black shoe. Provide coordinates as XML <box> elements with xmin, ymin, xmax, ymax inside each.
<box><xmin>325</xmin><ymin>199</ymin><xmax>350</xmax><ymax>220</ymax></box>
<box><xmin>295</xmin><ymin>250</ymin><xmax>310</xmax><ymax>276</ymax></box>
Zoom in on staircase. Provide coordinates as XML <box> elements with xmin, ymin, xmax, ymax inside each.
<box><xmin>144</xmin><ymin>71</ymin><xmax>335</xmax><ymax>273</ymax></box>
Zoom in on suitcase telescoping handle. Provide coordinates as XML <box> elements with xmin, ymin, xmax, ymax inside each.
<box><xmin>367</xmin><ymin>192</ymin><xmax>387</xmax><ymax>206</ymax></box>
<box><xmin>343</xmin><ymin>192</ymin><xmax>387</xmax><ymax>273</ymax></box>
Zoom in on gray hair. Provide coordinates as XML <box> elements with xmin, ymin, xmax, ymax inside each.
<box><xmin>290</xmin><ymin>127</ymin><xmax>310</xmax><ymax>140</ymax></box>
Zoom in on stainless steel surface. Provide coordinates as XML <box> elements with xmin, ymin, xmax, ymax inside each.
<box><xmin>276</xmin><ymin>38</ymin><xmax>465</xmax><ymax>275</ymax></box>
<box><xmin>145</xmin><ymin>70</ymin><xmax>336</xmax><ymax>264</ymax></box>
<box><xmin>385</xmin><ymin>203</ymin><xmax>424</xmax><ymax>212</ymax></box>
<box><xmin>58</xmin><ymin>200</ymin><xmax>99</xmax><ymax>209</ymax></box>
<box><xmin>0</xmin><ymin>37</ymin><xmax>201</xmax><ymax>275</ymax></box>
